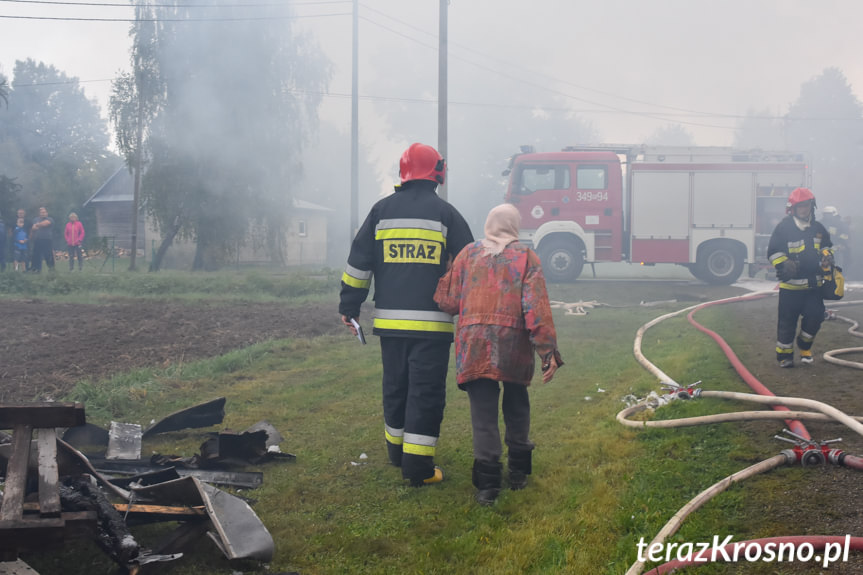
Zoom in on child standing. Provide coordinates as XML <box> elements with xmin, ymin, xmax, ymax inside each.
<box><xmin>64</xmin><ymin>212</ymin><xmax>85</xmax><ymax>271</ymax></box>
<box><xmin>13</xmin><ymin>218</ymin><xmax>28</xmax><ymax>271</ymax></box>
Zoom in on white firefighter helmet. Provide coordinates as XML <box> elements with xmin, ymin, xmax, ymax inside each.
<box><xmin>822</xmin><ymin>206</ymin><xmax>839</xmax><ymax>217</ymax></box>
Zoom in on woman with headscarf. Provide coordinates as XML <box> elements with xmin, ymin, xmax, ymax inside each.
<box><xmin>434</xmin><ymin>203</ymin><xmax>563</xmax><ymax>505</ymax></box>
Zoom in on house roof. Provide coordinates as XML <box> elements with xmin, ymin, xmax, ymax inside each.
<box><xmin>293</xmin><ymin>198</ymin><xmax>333</xmax><ymax>212</ymax></box>
<box><xmin>85</xmin><ymin>168</ymin><xmax>333</xmax><ymax>213</ymax></box>
<box><xmin>84</xmin><ymin>167</ymin><xmax>133</xmax><ymax>205</ymax></box>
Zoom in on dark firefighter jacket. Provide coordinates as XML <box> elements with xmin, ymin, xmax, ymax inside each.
<box><xmin>339</xmin><ymin>180</ymin><xmax>474</xmax><ymax>340</ymax></box>
<box><xmin>767</xmin><ymin>215</ymin><xmax>832</xmax><ymax>291</ymax></box>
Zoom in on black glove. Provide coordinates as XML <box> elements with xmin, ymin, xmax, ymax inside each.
<box><xmin>776</xmin><ymin>260</ymin><xmax>798</xmax><ymax>282</ymax></box>
<box><xmin>821</xmin><ymin>250</ymin><xmax>835</xmax><ymax>269</ymax></box>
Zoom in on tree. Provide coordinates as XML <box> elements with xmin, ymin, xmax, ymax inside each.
<box><xmin>644</xmin><ymin>124</ymin><xmax>695</xmax><ymax>146</ymax></box>
<box><xmin>112</xmin><ymin>0</ymin><xmax>331</xmax><ymax>271</ymax></box>
<box><xmin>0</xmin><ymin>175</ymin><xmax>22</xmax><ymax>222</ymax></box>
<box><xmin>733</xmin><ymin>109</ymin><xmax>786</xmax><ymax>150</ymax></box>
<box><xmin>0</xmin><ymin>60</ymin><xmax>119</xmax><ymax>243</ymax></box>
<box><xmin>0</xmin><ymin>76</ymin><xmax>8</xmax><ymax>108</ymax></box>
<box><xmin>784</xmin><ymin>67</ymin><xmax>863</xmax><ymax>209</ymax></box>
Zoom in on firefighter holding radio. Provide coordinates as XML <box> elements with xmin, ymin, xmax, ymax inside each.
<box><xmin>767</xmin><ymin>187</ymin><xmax>834</xmax><ymax>368</ymax></box>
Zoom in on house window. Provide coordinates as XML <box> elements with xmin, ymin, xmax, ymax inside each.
<box><xmin>298</xmin><ymin>219</ymin><xmax>307</xmax><ymax>237</ymax></box>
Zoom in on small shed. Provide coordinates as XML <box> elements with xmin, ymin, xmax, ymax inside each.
<box><xmin>83</xmin><ymin>168</ymin><xmax>145</xmax><ymax>252</ymax></box>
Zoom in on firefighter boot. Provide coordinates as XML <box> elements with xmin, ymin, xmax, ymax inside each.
<box><xmin>508</xmin><ymin>449</ymin><xmax>532</xmax><ymax>490</ymax></box>
<box><xmin>473</xmin><ymin>459</ymin><xmax>502</xmax><ymax>506</ymax></box>
<box><xmin>800</xmin><ymin>349</ymin><xmax>814</xmax><ymax>365</ymax></box>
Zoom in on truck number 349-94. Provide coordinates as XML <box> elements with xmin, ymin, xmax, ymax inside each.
<box><xmin>575</xmin><ymin>191</ymin><xmax>609</xmax><ymax>202</ymax></box>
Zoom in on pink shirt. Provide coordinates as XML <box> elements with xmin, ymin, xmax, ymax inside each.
<box><xmin>65</xmin><ymin>220</ymin><xmax>85</xmax><ymax>246</ymax></box>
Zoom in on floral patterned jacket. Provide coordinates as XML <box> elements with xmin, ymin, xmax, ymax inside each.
<box><xmin>434</xmin><ymin>241</ymin><xmax>563</xmax><ymax>386</ymax></box>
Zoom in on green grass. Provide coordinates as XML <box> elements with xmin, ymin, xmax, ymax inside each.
<box><xmin>11</xmin><ymin>278</ymin><xmax>824</xmax><ymax>574</ymax></box>
<box><xmin>0</xmin><ymin>265</ymin><xmax>340</xmax><ymax>303</ymax></box>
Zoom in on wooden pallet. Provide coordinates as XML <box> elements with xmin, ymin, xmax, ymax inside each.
<box><xmin>0</xmin><ymin>403</ymin><xmax>97</xmax><ymax>563</ymax></box>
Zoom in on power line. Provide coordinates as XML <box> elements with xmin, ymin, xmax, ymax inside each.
<box><xmin>359</xmin><ymin>2</ymin><xmax>736</xmax><ymax>120</ymax></box>
<box><xmin>0</xmin><ymin>11</ymin><xmax>350</xmax><ymax>21</ymax></box>
<box><xmin>10</xmin><ymin>78</ymin><xmax>860</xmax><ymax>123</ymax></box>
<box><xmin>356</xmin><ymin>14</ymin><xmax>737</xmax><ymax>131</ymax></box>
<box><xmin>0</xmin><ymin>0</ymin><xmax>350</xmax><ymax>6</ymax></box>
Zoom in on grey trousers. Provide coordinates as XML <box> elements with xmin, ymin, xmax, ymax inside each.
<box><xmin>465</xmin><ymin>378</ymin><xmax>534</xmax><ymax>463</ymax></box>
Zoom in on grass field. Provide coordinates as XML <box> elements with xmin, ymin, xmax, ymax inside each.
<box><xmin>5</xmin><ymin>269</ymin><xmax>860</xmax><ymax>574</ymax></box>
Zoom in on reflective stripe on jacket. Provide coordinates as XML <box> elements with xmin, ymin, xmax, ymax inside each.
<box><xmin>767</xmin><ymin>215</ymin><xmax>832</xmax><ymax>291</ymax></box>
<box><xmin>339</xmin><ymin>180</ymin><xmax>474</xmax><ymax>340</ymax></box>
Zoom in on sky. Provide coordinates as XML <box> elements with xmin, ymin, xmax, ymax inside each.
<box><xmin>2</xmin><ymin>0</ymin><xmax>863</xmax><ymax>185</ymax></box>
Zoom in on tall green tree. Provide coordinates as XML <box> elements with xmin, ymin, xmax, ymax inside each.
<box><xmin>0</xmin><ymin>60</ymin><xmax>118</xmax><ymax>241</ymax></box>
<box><xmin>112</xmin><ymin>0</ymin><xmax>331</xmax><ymax>271</ymax></box>
<box><xmin>784</xmin><ymin>67</ymin><xmax>863</xmax><ymax>209</ymax></box>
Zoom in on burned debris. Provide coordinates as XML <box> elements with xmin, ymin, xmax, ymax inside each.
<box><xmin>1</xmin><ymin>399</ymin><xmax>290</xmax><ymax>573</ymax></box>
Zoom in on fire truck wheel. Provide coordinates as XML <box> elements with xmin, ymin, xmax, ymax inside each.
<box><xmin>695</xmin><ymin>244</ymin><xmax>744</xmax><ymax>285</ymax></box>
<box><xmin>540</xmin><ymin>237</ymin><xmax>584</xmax><ymax>283</ymax></box>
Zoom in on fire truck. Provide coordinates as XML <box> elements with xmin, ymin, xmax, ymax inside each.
<box><xmin>503</xmin><ymin>145</ymin><xmax>809</xmax><ymax>284</ymax></box>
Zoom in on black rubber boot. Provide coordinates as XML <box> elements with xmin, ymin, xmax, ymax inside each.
<box><xmin>508</xmin><ymin>449</ymin><xmax>532</xmax><ymax>490</ymax></box>
<box><xmin>472</xmin><ymin>459</ymin><xmax>502</xmax><ymax>506</ymax></box>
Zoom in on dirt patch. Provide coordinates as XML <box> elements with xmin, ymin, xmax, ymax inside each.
<box><xmin>0</xmin><ymin>298</ymin><xmax>344</xmax><ymax>403</ymax></box>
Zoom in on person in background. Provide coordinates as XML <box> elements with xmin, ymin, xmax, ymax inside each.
<box><xmin>16</xmin><ymin>209</ymin><xmax>29</xmax><ymax>270</ymax></box>
<box><xmin>30</xmin><ymin>206</ymin><xmax>55</xmax><ymax>273</ymax></box>
<box><xmin>339</xmin><ymin>143</ymin><xmax>474</xmax><ymax>487</ymax></box>
<box><xmin>64</xmin><ymin>212</ymin><xmax>85</xmax><ymax>271</ymax></box>
<box><xmin>13</xmin><ymin>217</ymin><xmax>28</xmax><ymax>271</ymax></box>
<box><xmin>768</xmin><ymin>188</ymin><xmax>833</xmax><ymax>368</ymax></box>
<box><xmin>434</xmin><ymin>203</ymin><xmax>563</xmax><ymax>505</ymax></box>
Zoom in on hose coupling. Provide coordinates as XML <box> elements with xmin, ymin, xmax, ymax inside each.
<box><xmin>827</xmin><ymin>449</ymin><xmax>845</xmax><ymax>466</ymax></box>
<box><xmin>775</xmin><ymin>430</ymin><xmax>842</xmax><ymax>467</ymax></box>
<box><xmin>662</xmin><ymin>380</ymin><xmax>702</xmax><ymax>400</ymax></box>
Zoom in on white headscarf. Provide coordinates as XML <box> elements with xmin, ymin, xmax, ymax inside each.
<box><xmin>480</xmin><ymin>203</ymin><xmax>521</xmax><ymax>256</ymax></box>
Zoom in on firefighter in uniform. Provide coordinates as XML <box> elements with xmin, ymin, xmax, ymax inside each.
<box><xmin>339</xmin><ymin>143</ymin><xmax>474</xmax><ymax>485</ymax></box>
<box><xmin>767</xmin><ymin>187</ymin><xmax>833</xmax><ymax>368</ymax></box>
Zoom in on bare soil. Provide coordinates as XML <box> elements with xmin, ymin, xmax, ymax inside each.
<box><xmin>0</xmin><ymin>298</ymin><xmax>343</xmax><ymax>403</ymax></box>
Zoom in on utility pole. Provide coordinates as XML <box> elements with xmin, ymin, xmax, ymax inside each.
<box><xmin>437</xmin><ymin>0</ymin><xmax>448</xmax><ymax>200</ymax></box>
<box><xmin>350</xmin><ymin>0</ymin><xmax>359</xmax><ymax>236</ymax></box>
<box><xmin>129</xmin><ymin>11</ymin><xmax>143</xmax><ymax>272</ymax></box>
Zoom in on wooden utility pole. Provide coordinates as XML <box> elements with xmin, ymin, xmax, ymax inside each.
<box><xmin>437</xmin><ymin>0</ymin><xmax>448</xmax><ymax>200</ymax></box>
<box><xmin>129</xmin><ymin>26</ymin><xmax>144</xmax><ymax>272</ymax></box>
<box><xmin>350</xmin><ymin>0</ymin><xmax>359</xmax><ymax>236</ymax></box>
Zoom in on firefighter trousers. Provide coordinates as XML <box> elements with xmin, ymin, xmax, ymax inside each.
<box><xmin>380</xmin><ymin>336</ymin><xmax>451</xmax><ymax>483</ymax></box>
<box><xmin>776</xmin><ymin>288</ymin><xmax>825</xmax><ymax>363</ymax></box>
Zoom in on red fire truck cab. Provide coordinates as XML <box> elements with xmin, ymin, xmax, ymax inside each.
<box><xmin>503</xmin><ymin>145</ymin><xmax>808</xmax><ymax>284</ymax></box>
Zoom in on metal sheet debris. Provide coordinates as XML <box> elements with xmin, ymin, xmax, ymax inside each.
<box><xmin>142</xmin><ymin>397</ymin><xmax>226</xmax><ymax>438</ymax></box>
<box><xmin>132</xmin><ymin>476</ymin><xmax>275</xmax><ymax>561</ymax></box>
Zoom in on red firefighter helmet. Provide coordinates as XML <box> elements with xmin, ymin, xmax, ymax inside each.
<box><xmin>786</xmin><ymin>187</ymin><xmax>816</xmax><ymax>215</ymax></box>
<box><xmin>399</xmin><ymin>143</ymin><xmax>446</xmax><ymax>185</ymax></box>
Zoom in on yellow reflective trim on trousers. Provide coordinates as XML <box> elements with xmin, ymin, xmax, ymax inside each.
<box><xmin>403</xmin><ymin>443</ymin><xmax>435</xmax><ymax>456</ymax></box>
<box><xmin>376</xmin><ymin>228</ymin><xmax>446</xmax><ymax>245</ymax></box>
<box><xmin>342</xmin><ymin>272</ymin><xmax>371</xmax><ymax>289</ymax></box>
<box><xmin>385</xmin><ymin>430</ymin><xmax>403</xmax><ymax>445</ymax></box>
<box><xmin>776</xmin><ymin>347</ymin><xmax>793</xmax><ymax>355</ymax></box>
<box><xmin>374</xmin><ymin>318</ymin><xmax>454</xmax><ymax>333</ymax></box>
